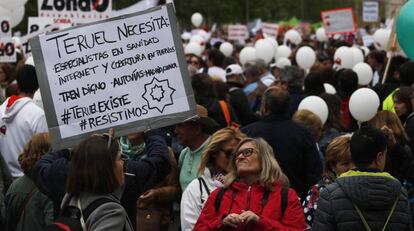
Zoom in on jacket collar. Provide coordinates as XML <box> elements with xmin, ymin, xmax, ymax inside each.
<box><xmin>339</xmin><ymin>169</ymin><xmax>395</xmax><ymax>180</ymax></box>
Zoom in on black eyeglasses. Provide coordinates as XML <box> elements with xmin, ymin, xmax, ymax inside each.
<box><xmin>234</xmin><ymin>148</ymin><xmax>256</xmax><ymax>159</ymax></box>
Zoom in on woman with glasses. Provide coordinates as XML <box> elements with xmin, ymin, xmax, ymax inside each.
<box><xmin>60</xmin><ymin>132</ymin><xmax>134</xmax><ymax>230</ymax></box>
<box><xmin>180</xmin><ymin>127</ymin><xmax>245</xmax><ymax>231</ymax></box>
<box><xmin>193</xmin><ymin>138</ymin><xmax>306</xmax><ymax>231</ymax></box>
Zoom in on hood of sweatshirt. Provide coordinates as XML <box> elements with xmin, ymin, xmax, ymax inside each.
<box><xmin>1</xmin><ymin>96</ymin><xmax>31</xmax><ymax>124</ymax></box>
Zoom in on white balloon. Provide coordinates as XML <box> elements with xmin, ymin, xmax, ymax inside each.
<box><xmin>316</xmin><ymin>28</ymin><xmax>328</xmax><ymax>42</ymax></box>
<box><xmin>351</xmin><ymin>47</ymin><xmax>364</xmax><ymax>66</ymax></box>
<box><xmin>275</xmin><ymin>45</ymin><xmax>292</xmax><ymax>61</ymax></box>
<box><xmin>373</xmin><ymin>29</ymin><xmax>390</xmax><ymax>50</ymax></box>
<box><xmin>191</xmin><ymin>12</ymin><xmax>203</xmax><ymax>27</ymax></box>
<box><xmin>220</xmin><ymin>42</ymin><xmax>233</xmax><ymax>57</ymax></box>
<box><xmin>273</xmin><ymin>57</ymin><xmax>291</xmax><ymax>68</ymax></box>
<box><xmin>239</xmin><ymin>47</ymin><xmax>256</xmax><ymax>66</ymax></box>
<box><xmin>349</xmin><ymin>88</ymin><xmax>379</xmax><ymax>122</ymax></box>
<box><xmin>184</xmin><ymin>42</ymin><xmax>202</xmax><ymax>57</ymax></box>
<box><xmin>296</xmin><ymin>46</ymin><xmax>316</xmax><ymax>70</ymax></box>
<box><xmin>181</xmin><ymin>32</ymin><xmax>191</xmax><ymax>41</ymax></box>
<box><xmin>0</xmin><ymin>6</ymin><xmax>24</xmax><ymax>28</ymax></box>
<box><xmin>0</xmin><ymin>0</ymin><xmax>27</xmax><ymax>10</ymax></box>
<box><xmin>334</xmin><ymin>46</ymin><xmax>354</xmax><ymax>69</ymax></box>
<box><xmin>263</xmin><ymin>37</ymin><xmax>278</xmax><ymax>57</ymax></box>
<box><xmin>353</xmin><ymin>63</ymin><xmax>374</xmax><ymax>85</ymax></box>
<box><xmin>284</xmin><ymin>30</ymin><xmax>302</xmax><ymax>45</ymax></box>
<box><xmin>298</xmin><ymin>96</ymin><xmax>329</xmax><ymax>124</ymax></box>
<box><xmin>324</xmin><ymin>83</ymin><xmax>336</xmax><ymax>94</ymax></box>
<box><xmin>190</xmin><ymin>35</ymin><xmax>205</xmax><ymax>44</ymax></box>
<box><xmin>255</xmin><ymin>39</ymin><xmax>274</xmax><ymax>64</ymax></box>
<box><xmin>25</xmin><ymin>56</ymin><xmax>34</xmax><ymax>66</ymax></box>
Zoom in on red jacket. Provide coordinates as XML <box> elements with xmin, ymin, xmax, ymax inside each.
<box><xmin>193</xmin><ymin>181</ymin><xmax>306</xmax><ymax>231</ymax></box>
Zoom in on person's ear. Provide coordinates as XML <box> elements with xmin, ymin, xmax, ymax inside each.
<box><xmin>375</xmin><ymin>151</ymin><xmax>386</xmax><ymax>170</ymax></box>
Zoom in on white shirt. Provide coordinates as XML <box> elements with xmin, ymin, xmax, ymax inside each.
<box><xmin>180</xmin><ymin>168</ymin><xmax>223</xmax><ymax>231</ymax></box>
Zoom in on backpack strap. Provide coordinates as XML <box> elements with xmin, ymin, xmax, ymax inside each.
<box><xmin>352</xmin><ymin>196</ymin><xmax>399</xmax><ymax>231</ymax></box>
<box><xmin>219</xmin><ymin>100</ymin><xmax>231</xmax><ymax>127</ymax></box>
<box><xmin>198</xmin><ymin>177</ymin><xmax>210</xmax><ymax>203</ymax></box>
<box><xmin>10</xmin><ymin>186</ymin><xmax>38</xmax><ymax>231</ymax></box>
<box><xmin>281</xmin><ymin>186</ymin><xmax>288</xmax><ymax>218</ymax></box>
<box><xmin>83</xmin><ymin>197</ymin><xmax>117</xmax><ymax>221</ymax></box>
<box><xmin>214</xmin><ymin>187</ymin><xmax>228</xmax><ymax>214</ymax></box>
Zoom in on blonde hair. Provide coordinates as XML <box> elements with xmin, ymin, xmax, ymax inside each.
<box><xmin>292</xmin><ymin>109</ymin><xmax>323</xmax><ymax>141</ymax></box>
<box><xmin>224</xmin><ymin>138</ymin><xmax>289</xmax><ymax>191</ymax></box>
<box><xmin>197</xmin><ymin>127</ymin><xmax>246</xmax><ymax>176</ymax></box>
<box><xmin>18</xmin><ymin>133</ymin><xmax>51</xmax><ymax>175</ymax></box>
<box><xmin>325</xmin><ymin>134</ymin><xmax>352</xmax><ymax>170</ymax></box>
<box><xmin>368</xmin><ymin>110</ymin><xmax>409</xmax><ymax>144</ymax></box>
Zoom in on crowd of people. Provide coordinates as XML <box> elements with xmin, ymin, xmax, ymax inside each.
<box><xmin>1</xmin><ymin>19</ymin><xmax>414</xmax><ymax>231</ymax></box>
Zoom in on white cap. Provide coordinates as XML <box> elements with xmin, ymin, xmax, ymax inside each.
<box><xmin>225</xmin><ymin>64</ymin><xmax>243</xmax><ymax>76</ymax></box>
<box><xmin>270</xmin><ymin>57</ymin><xmax>291</xmax><ymax>69</ymax></box>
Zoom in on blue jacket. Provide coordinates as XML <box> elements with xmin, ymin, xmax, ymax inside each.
<box><xmin>241</xmin><ymin>114</ymin><xmax>322</xmax><ymax>200</ymax></box>
<box><xmin>31</xmin><ymin>131</ymin><xmax>171</xmax><ymax>228</ymax></box>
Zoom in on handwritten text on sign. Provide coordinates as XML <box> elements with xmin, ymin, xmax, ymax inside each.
<box><xmin>36</xmin><ymin>6</ymin><xmax>190</xmax><ymax>139</ymax></box>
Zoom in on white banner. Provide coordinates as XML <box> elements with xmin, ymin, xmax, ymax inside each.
<box><xmin>31</xmin><ymin>4</ymin><xmax>196</xmax><ymax>149</ymax></box>
<box><xmin>28</xmin><ymin>17</ymin><xmax>72</xmax><ymax>34</ymax></box>
<box><xmin>38</xmin><ymin>0</ymin><xmax>112</xmax><ymax>23</ymax></box>
<box><xmin>0</xmin><ymin>17</ymin><xmax>11</xmax><ymax>38</ymax></box>
<box><xmin>228</xmin><ymin>25</ymin><xmax>249</xmax><ymax>41</ymax></box>
<box><xmin>363</xmin><ymin>1</ymin><xmax>379</xmax><ymax>22</ymax></box>
<box><xmin>0</xmin><ymin>38</ymin><xmax>16</xmax><ymax>63</ymax></box>
<box><xmin>321</xmin><ymin>8</ymin><xmax>357</xmax><ymax>35</ymax></box>
<box><xmin>262</xmin><ymin>22</ymin><xmax>279</xmax><ymax>38</ymax></box>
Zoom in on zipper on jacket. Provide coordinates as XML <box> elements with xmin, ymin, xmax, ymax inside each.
<box><xmin>244</xmin><ymin>186</ymin><xmax>252</xmax><ymax>231</ymax></box>
<box><xmin>246</xmin><ymin>186</ymin><xmax>252</xmax><ymax>210</ymax></box>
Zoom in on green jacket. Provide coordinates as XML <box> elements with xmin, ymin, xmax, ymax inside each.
<box><xmin>382</xmin><ymin>88</ymin><xmax>398</xmax><ymax>113</ymax></box>
<box><xmin>5</xmin><ymin>175</ymin><xmax>53</xmax><ymax>231</ymax></box>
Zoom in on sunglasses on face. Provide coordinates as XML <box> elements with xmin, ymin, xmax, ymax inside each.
<box><xmin>234</xmin><ymin>148</ymin><xmax>256</xmax><ymax>159</ymax></box>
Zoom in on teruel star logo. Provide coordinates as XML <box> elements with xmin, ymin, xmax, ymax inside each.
<box><xmin>150</xmin><ymin>85</ymin><xmax>165</xmax><ymax>102</ymax></box>
<box><xmin>142</xmin><ymin>77</ymin><xmax>176</xmax><ymax>113</ymax></box>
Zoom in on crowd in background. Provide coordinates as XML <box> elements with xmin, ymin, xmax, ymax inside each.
<box><xmin>1</xmin><ymin>21</ymin><xmax>414</xmax><ymax>231</ymax></box>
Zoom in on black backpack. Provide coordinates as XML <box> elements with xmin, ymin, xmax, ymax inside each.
<box><xmin>45</xmin><ymin>197</ymin><xmax>115</xmax><ymax>231</ymax></box>
<box><xmin>214</xmin><ymin>186</ymin><xmax>289</xmax><ymax>217</ymax></box>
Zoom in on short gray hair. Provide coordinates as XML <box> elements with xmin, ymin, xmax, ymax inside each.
<box><xmin>280</xmin><ymin>66</ymin><xmax>305</xmax><ymax>89</ymax></box>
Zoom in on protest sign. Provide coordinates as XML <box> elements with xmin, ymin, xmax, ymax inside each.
<box><xmin>38</xmin><ymin>0</ymin><xmax>112</xmax><ymax>23</ymax></box>
<box><xmin>21</xmin><ymin>24</ymin><xmax>61</xmax><ymax>57</ymax></box>
<box><xmin>228</xmin><ymin>25</ymin><xmax>249</xmax><ymax>41</ymax></box>
<box><xmin>31</xmin><ymin>4</ymin><xmax>196</xmax><ymax>149</ymax></box>
<box><xmin>28</xmin><ymin>17</ymin><xmax>72</xmax><ymax>34</ymax></box>
<box><xmin>363</xmin><ymin>1</ymin><xmax>379</xmax><ymax>23</ymax></box>
<box><xmin>0</xmin><ymin>17</ymin><xmax>11</xmax><ymax>38</ymax></box>
<box><xmin>321</xmin><ymin>8</ymin><xmax>357</xmax><ymax>35</ymax></box>
<box><xmin>0</xmin><ymin>37</ymin><xmax>16</xmax><ymax>63</ymax></box>
<box><xmin>261</xmin><ymin>22</ymin><xmax>279</xmax><ymax>38</ymax></box>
